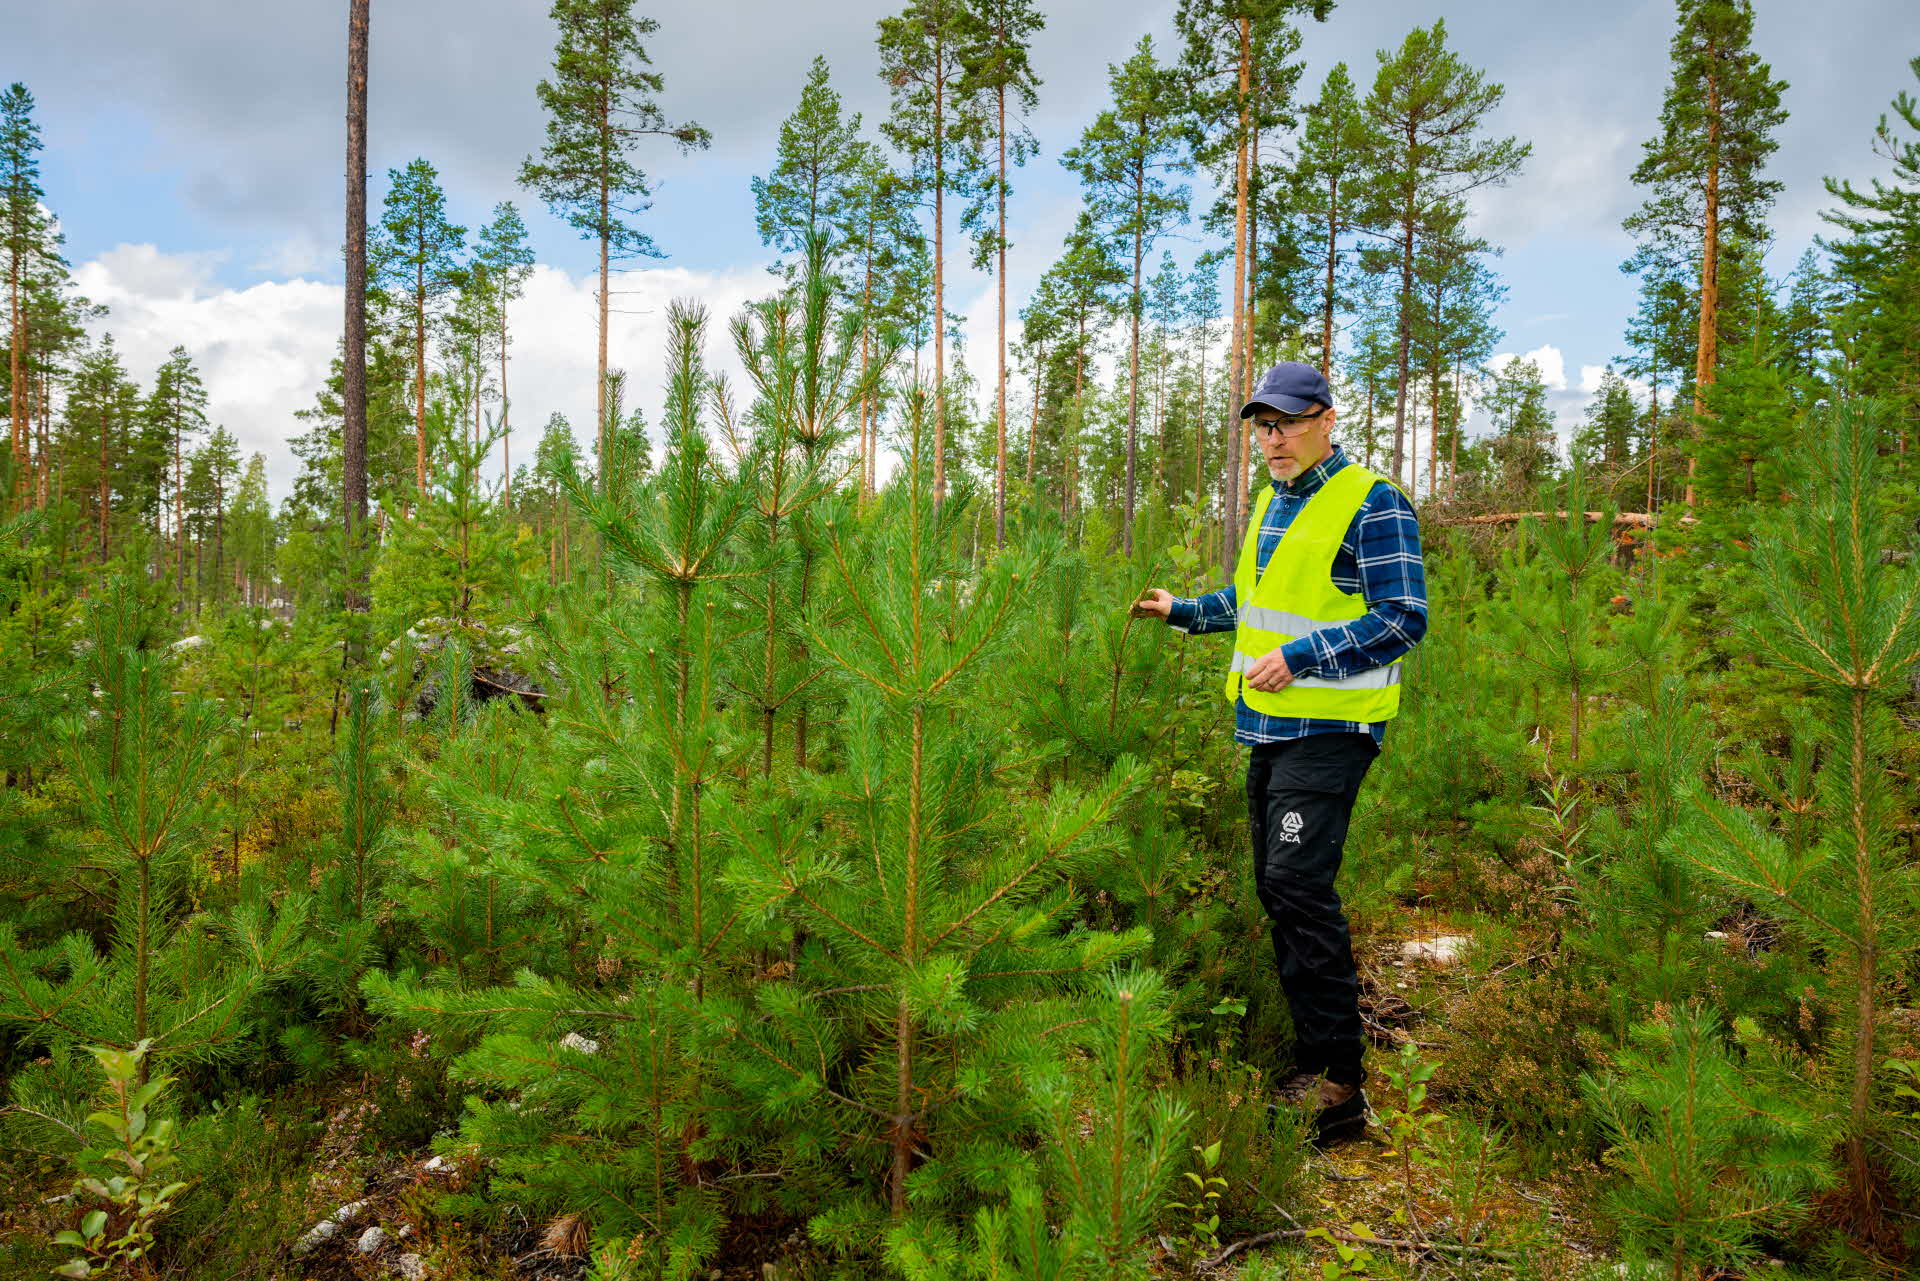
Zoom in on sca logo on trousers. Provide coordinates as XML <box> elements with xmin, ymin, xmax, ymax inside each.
<box><xmin>1277</xmin><ymin>810</ymin><xmax>1304</xmax><ymax>844</ymax></box>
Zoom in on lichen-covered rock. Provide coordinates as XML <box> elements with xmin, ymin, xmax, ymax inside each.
<box><xmin>291</xmin><ymin>1219</ymin><xmax>339</xmax><ymax>1258</ymax></box>
<box><xmin>392</xmin><ymin>1252</ymin><xmax>428</xmax><ymax>1280</ymax></box>
<box><xmin>381</xmin><ymin>617</ymin><xmax>547</xmax><ymax>719</ymax></box>
<box><xmin>355</xmin><ymin>1225</ymin><xmax>389</xmax><ymax>1255</ymax></box>
<box><xmin>291</xmin><ymin>1201</ymin><xmax>373</xmax><ymax>1257</ymax></box>
<box><xmin>1399</xmin><ymin>935</ymin><xmax>1471</xmax><ymax>965</ymax></box>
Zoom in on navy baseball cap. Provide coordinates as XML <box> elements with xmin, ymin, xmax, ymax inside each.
<box><xmin>1240</xmin><ymin>361</ymin><xmax>1333</xmax><ymax>418</ymax></box>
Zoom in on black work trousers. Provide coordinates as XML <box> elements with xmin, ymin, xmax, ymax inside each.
<box><xmin>1245</xmin><ymin>731</ymin><xmax>1379</xmax><ymax>1087</ymax></box>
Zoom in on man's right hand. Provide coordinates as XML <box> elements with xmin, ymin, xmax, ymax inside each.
<box><xmin>1131</xmin><ymin>588</ymin><xmax>1174</xmax><ymax>619</ymax></box>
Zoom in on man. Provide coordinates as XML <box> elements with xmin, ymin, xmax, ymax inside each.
<box><xmin>1133</xmin><ymin>360</ymin><xmax>1427</xmax><ymax>1146</ymax></box>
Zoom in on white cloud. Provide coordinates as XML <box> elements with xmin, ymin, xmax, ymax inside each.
<box><xmin>248</xmin><ymin>231</ymin><xmax>332</xmax><ymax>278</ymax></box>
<box><xmin>74</xmin><ymin>244</ymin><xmax>778</xmax><ymax>500</ymax></box>
<box><xmin>1487</xmin><ymin>343</ymin><xmax>1568</xmax><ymax>391</ymax></box>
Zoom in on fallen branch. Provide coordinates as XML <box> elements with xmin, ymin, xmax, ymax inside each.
<box><xmin>1201</xmin><ymin>1225</ymin><xmax>1519</xmax><ymax>1269</ymax></box>
<box><xmin>1200</xmin><ymin>1179</ymin><xmax>1520</xmax><ymax>1270</ymax></box>
<box><xmin>1438</xmin><ymin>510</ymin><xmax>1696</xmax><ymax>529</ymax></box>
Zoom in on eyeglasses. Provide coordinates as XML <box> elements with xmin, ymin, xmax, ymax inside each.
<box><xmin>1250</xmin><ymin>410</ymin><xmax>1326</xmax><ymax>438</ymax></box>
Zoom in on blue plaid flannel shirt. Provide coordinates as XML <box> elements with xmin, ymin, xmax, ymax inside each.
<box><xmin>1167</xmin><ymin>445</ymin><xmax>1428</xmax><ymax>746</ymax></box>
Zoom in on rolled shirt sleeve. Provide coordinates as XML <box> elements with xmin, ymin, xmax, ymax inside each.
<box><xmin>1166</xmin><ymin>584</ymin><xmax>1238</xmax><ymax>636</ymax></box>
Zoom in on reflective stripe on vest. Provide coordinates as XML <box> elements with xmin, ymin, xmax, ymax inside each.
<box><xmin>1227</xmin><ymin>650</ymin><xmax>1404</xmax><ymax>690</ymax></box>
<box><xmin>1224</xmin><ymin>461</ymin><xmax>1404</xmax><ymax>723</ymax></box>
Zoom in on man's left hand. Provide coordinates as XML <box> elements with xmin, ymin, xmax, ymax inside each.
<box><xmin>1244</xmin><ymin>647</ymin><xmax>1295</xmax><ymax>693</ymax></box>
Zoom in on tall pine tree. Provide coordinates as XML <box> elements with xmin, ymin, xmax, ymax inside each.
<box><xmin>878</xmin><ymin>0</ymin><xmax>987</xmax><ymax>504</ymax></box>
<box><xmin>1360</xmin><ymin>20</ymin><xmax>1528</xmax><ymax>487</ymax></box>
<box><xmin>371</xmin><ymin>158</ymin><xmax>466</xmax><ymax>500</ymax></box>
<box><xmin>1062</xmin><ymin>37</ymin><xmax>1190</xmax><ymax>557</ymax></box>
<box><xmin>520</xmin><ymin>0</ymin><xmax>710</xmax><ymax>495</ymax></box>
<box><xmin>1624</xmin><ymin>0</ymin><xmax>1786</xmax><ymax>505</ymax></box>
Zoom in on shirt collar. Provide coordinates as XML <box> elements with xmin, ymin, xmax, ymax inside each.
<box><xmin>1279</xmin><ymin>444</ymin><xmax>1348</xmax><ymax>498</ymax></box>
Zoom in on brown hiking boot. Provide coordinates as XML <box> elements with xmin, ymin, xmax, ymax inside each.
<box><xmin>1311</xmin><ymin>1081</ymin><xmax>1368</xmax><ymax>1148</ymax></box>
<box><xmin>1274</xmin><ymin>1070</ymin><xmax>1322</xmax><ymax>1104</ymax></box>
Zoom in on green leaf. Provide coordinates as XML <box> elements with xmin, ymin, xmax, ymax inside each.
<box><xmin>80</xmin><ymin>1211</ymin><xmax>106</xmax><ymax>1239</ymax></box>
<box><xmin>52</xmin><ymin>1262</ymin><xmax>93</xmax><ymax>1279</ymax></box>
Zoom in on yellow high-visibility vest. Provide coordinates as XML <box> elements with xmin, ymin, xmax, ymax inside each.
<box><xmin>1224</xmin><ymin>462</ymin><xmax>1403</xmax><ymax>722</ymax></box>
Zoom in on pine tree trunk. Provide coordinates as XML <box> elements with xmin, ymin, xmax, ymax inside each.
<box><xmin>1687</xmin><ymin>69</ymin><xmax>1722</xmax><ymax>509</ymax></box>
<box><xmin>1222</xmin><ymin>18</ymin><xmax>1252</xmax><ymax>579</ymax></box>
<box><xmin>1124</xmin><ymin>139</ymin><xmax>1144</xmax><ymax>558</ymax></box>
<box><xmin>1647</xmin><ymin>375</ymin><xmax>1660</xmax><ymax>513</ymax></box>
<box><xmin>213</xmin><ymin>476</ymin><xmax>225</xmax><ymax>607</ymax></box>
<box><xmin>995</xmin><ymin>84</ymin><xmax>1009</xmax><ymax>546</ymax></box>
<box><xmin>1450</xmin><ymin>360</ymin><xmax>1462</xmax><ymax>494</ymax></box>
<box><xmin>1026</xmin><ymin>344</ymin><xmax>1042</xmax><ymax>486</ymax></box>
<box><xmin>134</xmin><ymin>855</ymin><xmax>151</xmax><ymax>1085</ymax></box>
<box><xmin>860</xmin><ymin>238</ymin><xmax>875</xmax><ymax>501</ymax></box>
<box><xmin>97</xmin><ymin>402</ymin><xmax>109</xmax><ymax>561</ymax></box>
<box><xmin>1067</xmin><ymin>330</ymin><xmax>1085</xmax><ymax>522</ymax></box>
<box><xmin>891</xmin><ymin>700</ymin><xmax>927</xmax><ymax>1216</ymax></box>
<box><xmin>173</xmin><ymin>408</ymin><xmax>185</xmax><ymax>598</ymax></box>
<box><xmin>598</xmin><ymin>222</ymin><xmax>610</xmax><ymax>496</ymax></box>
<box><xmin>8</xmin><ymin>240</ymin><xmax>23</xmax><ymax>493</ymax></box>
<box><xmin>342</xmin><ymin>0</ymin><xmax>370</xmax><ymax>638</ymax></box>
<box><xmin>500</xmin><ymin>289</ymin><xmax>511</xmax><ymax>507</ymax></box>
<box><xmin>1321</xmin><ymin>173</ymin><xmax>1339</xmax><ymax>373</ymax></box>
<box><xmin>1845</xmin><ymin>683</ymin><xmax>1880</xmax><ymax>1209</ymax></box>
<box><xmin>1391</xmin><ymin>142</ymin><xmax>1416</xmax><ymax>483</ymax></box>
<box><xmin>1429</xmin><ymin>364</ymin><xmax>1442</xmax><ymax>502</ymax></box>
<box><xmin>932</xmin><ymin>42</ymin><xmax>947</xmax><ymax>506</ymax></box>
<box><xmin>1245</xmin><ymin>126</ymin><xmax>1260</xmax><ymax>407</ymax></box>
<box><xmin>1194</xmin><ymin>327</ymin><xmax>1208</xmax><ymax>506</ymax></box>
<box><xmin>414</xmin><ymin>254</ymin><xmax>428</xmax><ymax>498</ymax></box>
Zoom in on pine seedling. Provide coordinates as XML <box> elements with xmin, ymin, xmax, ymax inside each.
<box><xmin>958</xmin><ymin>1163</ymin><xmax>1081</xmax><ymax>1281</ymax></box>
<box><xmin>366</xmin><ymin>304</ymin><xmax>754</xmax><ymax>1272</ymax></box>
<box><xmin>333</xmin><ymin>681</ymin><xmax>393</xmax><ymax>921</ymax></box>
<box><xmin>0</xmin><ymin>590</ymin><xmax>311</xmax><ymax>1079</ymax></box>
<box><xmin>1581</xmin><ymin>1006</ymin><xmax>1829</xmax><ymax>1281</ymax></box>
<box><xmin>722</xmin><ymin>386</ymin><xmax>1148</xmax><ymax>1226</ymax></box>
<box><xmin>1580</xmin><ymin>677</ymin><xmax>1715</xmax><ymax>1003</ymax></box>
<box><xmin>724</xmin><ymin>231</ymin><xmax>878</xmax><ymax>772</ymax></box>
<box><xmin>371</xmin><ymin>397</ymin><xmax>517</xmax><ymax>640</ymax></box>
<box><xmin>1671</xmin><ymin>399</ymin><xmax>1920</xmax><ymax>1209</ymax></box>
<box><xmin>1495</xmin><ymin>460</ymin><xmax>1637</xmax><ymax>769</ymax></box>
<box><xmin>1039</xmin><ymin>966</ymin><xmax>1189</xmax><ymax>1277</ymax></box>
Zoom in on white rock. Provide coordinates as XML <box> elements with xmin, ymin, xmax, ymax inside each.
<box><xmin>1399</xmin><ymin>935</ymin><xmax>1472</xmax><ymax>965</ymax></box>
<box><xmin>560</xmin><ymin>1031</ymin><xmax>601</xmax><ymax>1055</ymax></box>
<box><xmin>392</xmin><ymin>1253</ymin><xmax>428</xmax><ymax>1280</ymax></box>
<box><xmin>170</xmin><ymin>634</ymin><xmax>209</xmax><ymax>651</ymax></box>
<box><xmin>423</xmin><ymin>1154</ymin><xmax>450</xmax><ymax>1173</ymax></box>
<box><xmin>355</xmin><ymin>1226</ymin><xmax>389</xmax><ymax>1255</ymax></box>
<box><xmin>333</xmin><ymin>1200</ymin><xmax>371</xmax><ymax>1225</ymax></box>
<box><xmin>292</xmin><ymin>1219</ymin><xmax>340</xmax><ymax>1257</ymax></box>
<box><xmin>1705</xmin><ymin>930</ymin><xmax>1729</xmax><ymax>940</ymax></box>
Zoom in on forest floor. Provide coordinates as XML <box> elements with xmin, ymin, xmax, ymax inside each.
<box><xmin>0</xmin><ymin>908</ymin><xmax>1649</xmax><ymax>1281</ymax></box>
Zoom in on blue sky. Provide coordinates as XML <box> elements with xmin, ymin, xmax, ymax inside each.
<box><xmin>14</xmin><ymin>0</ymin><xmax>1915</xmax><ymax>492</ymax></box>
